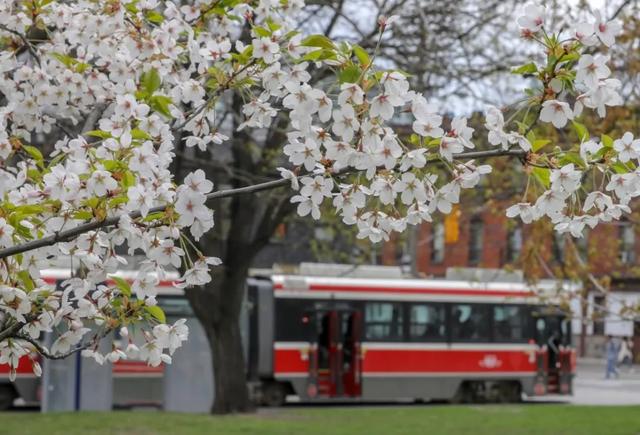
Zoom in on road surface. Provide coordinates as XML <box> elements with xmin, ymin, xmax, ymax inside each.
<box><xmin>532</xmin><ymin>359</ymin><xmax>640</xmax><ymax>405</ymax></box>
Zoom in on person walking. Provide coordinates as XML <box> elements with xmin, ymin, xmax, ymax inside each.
<box><xmin>618</xmin><ymin>337</ymin><xmax>634</xmax><ymax>373</ymax></box>
<box><xmin>605</xmin><ymin>336</ymin><xmax>620</xmax><ymax>379</ymax></box>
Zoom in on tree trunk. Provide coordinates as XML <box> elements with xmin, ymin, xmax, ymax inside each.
<box><xmin>187</xmin><ymin>262</ymin><xmax>256</xmax><ymax>414</ymax></box>
<box><xmin>205</xmin><ymin>312</ymin><xmax>253</xmax><ymax>414</ymax></box>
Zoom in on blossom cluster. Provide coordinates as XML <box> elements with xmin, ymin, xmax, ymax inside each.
<box><xmin>0</xmin><ymin>0</ymin><xmax>303</xmax><ymax>377</ymax></box>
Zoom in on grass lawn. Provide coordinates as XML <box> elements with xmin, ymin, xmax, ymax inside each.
<box><xmin>1</xmin><ymin>405</ymin><xmax>639</xmax><ymax>435</ymax></box>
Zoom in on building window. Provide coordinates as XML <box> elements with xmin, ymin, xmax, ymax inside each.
<box><xmin>552</xmin><ymin>232</ymin><xmax>565</xmax><ymax>263</ymax></box>
<box><xmin>450</xmin><ymin>304</ymin><xmax>491</xmax><ymax>342</ymax></box>
<box><xmin>505</xmin><ymin>226</ymin><xmax>522</xmax><ymax>263</ymax></box>
<box><xmin>408</xmin><ymin>303</ymin><xmax>446</xmax><ymax>341</ymax></box>
<box><xmin>468</xmin><ymin>218</ymin><xmax>483</xmax><ymax>265</ymax></box>
<box><xmin>619</xmin><ymin>222</ymin><xmax>635</xmax><ymax>265</ymax></box>
<box><xmin>364</xmin><ymin>302</ymin><xmax>404</xmax><ymax>341</ymax></box>
<box><xmin>431</xmin><ymin>222</ymin><xmax>445</xmax><ymax>264</ymax></box>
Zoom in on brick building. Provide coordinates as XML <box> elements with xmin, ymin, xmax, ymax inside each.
<box><xmin>380</xmin><ymin>204</ymin><xmax>638</xmax><ymax>280</ymax></box>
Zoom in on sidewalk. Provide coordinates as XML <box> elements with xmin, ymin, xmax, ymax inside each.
<box><xmin>570</xmin><ymin>358</ymin><xmax>640</xmax><ymax>405</ymax></box>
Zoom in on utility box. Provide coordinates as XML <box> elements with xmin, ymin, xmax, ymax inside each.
<box><xmin>162</xmin><ymin>299</ymin><xmax>214</xmax><ymax>412</ymax></box>
<box><xmin>41</xmin><ymin>331</ymin><xmax>113</xmax><ymax>412</ymax></box>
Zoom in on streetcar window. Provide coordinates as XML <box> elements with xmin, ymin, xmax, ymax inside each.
<box><xmin>450</xmin><ymin>304</ymin><xmax>491</xmax><ymax>342</ymax></box>
<box><xmin>364</xmin><ymin>302</ymin><xmax>404</xmax><ymax>341</ymax></box>
<box><xmin>408</xmin><ymin>304</ymin><xmax>446</xmax><ymax>341</ymax></box>
<box><xmin>493</xmin><ymin>305</ymin><xmax>528</xmax><ymax>342</ymax></box>
<box><xmin>275</xmin><ymin>299</ymin><xmax>313</xmax><ymax>341</ymax></box>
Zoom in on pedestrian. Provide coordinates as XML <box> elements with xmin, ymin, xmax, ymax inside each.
<box><xmin>605</xmin><ymin>335</ymin><xmax>619</xmax><ymax>379</ymax></box>
<box><xmin>618</xmin><ymin>337</ymin><xmax>634</xmax><ymax>373</ymax></box>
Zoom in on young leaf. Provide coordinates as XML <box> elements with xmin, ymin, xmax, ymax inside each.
<box><xmin>110</xmin><ymin>276</ymin><xmax>132</xmax><ymax>297</ymax></box>
<box><xmin>512</xmin><ymin>62</ymin><xmax>538</xmax><ymax>75</ymax></box>
<box><xmin>532</xmin><ymin>139</ymin><xmax>551</xmax><ymax>152</ymax></box>
<box><xmin>601</xmin><ymin>134</ymin><xmax>613</xmax><ymax>148</ymax></box>
<box><xmin>23</xmin><ymin>145</ymin><xmax>43</xmax><ymax>164</ymax></box>
<box><xmin>532</xmin><ymin>167</ymin><xmax>550</xmax><ymax>188</ymax></box>
<box><xmin>572</xmin><ymin>121</ymin><xmax>589</xmax><ymax>142</ymax></box>
<box><xmin>149</xmin><ymin>95</ymin><xmax>173</xmax><ymax>118</ymax></box>
<box><xmin>353</xmin><ymin>44</ymin><xmax>370</xmax><ymax>67</ymax></box>
<box><xmin>145</xmin><ymin>305</ymin><xmax>166</xmax><ymax>323</ymax></box>
<box><xmin>301</xmin><ymin>34</ymin><xmax>336</xmax><ymax>50</ymax></box>
<box><xmin>141</xmin><ymin>68</ymin><xmax>162</xmax><ymax>95</ymax></box>
<box><xmin>339</xmin><ymin>65</ymin><xmax>361</xmax><ymax>84</ymax></box>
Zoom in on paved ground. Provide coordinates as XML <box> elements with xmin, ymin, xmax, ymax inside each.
<box><xmin>533</xmin><ymin>359</ymin><xmax>640</xmax><ymax>405</ymax></box>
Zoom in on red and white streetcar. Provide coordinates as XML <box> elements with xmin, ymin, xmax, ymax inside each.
<box><xmin>246</xmin><ymin>274</ymin><xmax>576</xmax><ymax>405</ymax></box>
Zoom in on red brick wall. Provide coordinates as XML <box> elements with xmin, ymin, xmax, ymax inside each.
<box><xmin>390</xmin><ymin>207</ymin><xmax>640</xmax><ymax>279</ymax></box>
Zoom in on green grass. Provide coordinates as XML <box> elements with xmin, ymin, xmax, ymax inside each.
<box><xmin>1</xmin><ymin>405</ymin><xmax>639</xmax><ymax>435</ymax></box>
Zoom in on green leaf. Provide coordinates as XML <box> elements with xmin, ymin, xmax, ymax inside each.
<box><xmin>145</xmin><ymin>305</ymin><xmax>166</xmax><ymax>323</ymax></box>
<box><xmin>339</xmin><ymin>65</ymin><xmax>361</xmax><ymax>84</ymax></box>
<box><xmin>149</xmin><ymin>95</ymin><xmax>173</xmax><ymax>118</ymax></box>
<box><xmin>145</xmin><ymin>10</ymin><xmax>164</xmax><ymax>24</ymax></box>
<box><xmin>253</xmin><ymin>26</ymin><xmax>271</xmax><ymax>37</ymax></box>
<box><xmin>142</xmin><ymin>211</ymin><xmax>165</xmax><ymax>222</ymax></box>
<box><xmin>512</xmin><ymin>62</ymin><xmax>538</xmax><ymax>75</ymax></box>
<box><xmin>85</xmin><ymin>130</ymin><xmax>112</xmax><ymax>139</ymax></box>
<box><xmin>601</xmin><ymin>134</ymin><xmax>613</xmax><ymax>148</ymax></box>
<box><xmin>124</xmin><ymin>1</ymin><xmax>139</xmax><ymax>14</ymax></box>
<box><xmin>559</xmin><ymin>152</ymin><xmax>585</xmax><ymax>169</ymax></box>
<box><xmin>301</xmin><ymin>34</ymin><xmax>336</xmax><ymax>50</ymax></box>
<box><xmin>611</xmin><ymin>162</ymin><xmax>633</xmax><ymax>174</ymax></box>
<box><xmin>122</xmin><ymin>171</ymin><xmax>136</xmax><ymax>188</ymax></box>
<box><xmin>532</xmin><ymin>139</ymin><xmax>551</xmax><ymax>152</ymax></box>
<box><xmin>72</xmin><ymin>210</ymin><xmax>93</xmax><ymax>220</ymax></box>
<box><xmin>532</xmin><ymin>167</ymin><xmax>550</xmax><ymax>188</ymax></box>
<box><xmin>131</xmin><ymin>129</ymin><xmax>152</xmax><ymax>140</ymax></box>
<box><xmin>353</xmin><ymin>44</ymin><xmax>370</xmax><ymax>67</ymax></box>
<box><xmin>110</xmin><ymin>276</ymin><xmax>132</xmax><ymax>297</ymax></box>
<box><xmin>16</xmin><ymin>204</ymin><xmax>44</xmax><ymax>215</ymax></box>
<box><xmin>50</xmin><ymin>52</ymin><xmax>75</xmax><ymax>68</ymax></box>
<box><xmin>558</xmin><ymin>52</ymin><xmax>580</xmax><ymax>63</ymax></box>
<box><xmin>17</xmin><ymin>270</ymin><xmax>35</xmax><ymax>292</ymax></box>
<box><xmin>23</xmin><ymin>145</ymin><xmax>43</xmax><ymax>164</ymax></box>
<box><xmin>571</xmin><ymin>121</ymin><xmax>589</xmax><ymax>142</ymax></box>
<box><xmin>302</xmin><ymin>49</ymin><xmax>336</xmax><ymax>62</ymax></box>
<box><xmin>141</xmin><ymin>68</ymin><xmax>162</xmax><ymax>95</ymax></box>
<box><xmin>102</xmin><ymin>160</ymin><xmax>121</xmax><ymax>171</ymax></box>
<box><xmin>265</xmin><ymin>17</ymin><xmax>281</xmax><ymax>32</ymax></box>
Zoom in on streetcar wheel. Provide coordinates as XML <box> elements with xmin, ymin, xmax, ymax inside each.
<box><xmin>505</xmin><ymin>382</ymin><xmax>522</xmax><ymax>403</ymax></box>
<box><xmin>0</xmin><ymin>385</ymin><xmax>16</xmax><ymax>410</ymax></box>
<box><xmin>261</xmin><ymin>382</ymin><xmax>286</xmax><ymax>407</ymax></box>
<box><xmin>452</xmin><ymin>382</ymin><xmax>474</xmax><ymax>404</ymax></box>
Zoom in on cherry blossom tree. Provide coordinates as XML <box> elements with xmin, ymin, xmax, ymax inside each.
<box><xmin>0</xmin><ymin>0</ymin><xmax>636</xmax><ymax>413</ymax></box>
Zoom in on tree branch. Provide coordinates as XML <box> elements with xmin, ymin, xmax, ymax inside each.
<box><xmin>0</xmin><ymin>25</ymin><xmax>41</xmax><ymax>67</ymax></box>
<box><xmin>0</xmin><ymin>148</ymin><xmax>527</xmax><ymax>260</ymax></box>
<box><xmin>15</xmin><ymin>328</ymin><xmax>113</xmax><ymax>360</ymax></box>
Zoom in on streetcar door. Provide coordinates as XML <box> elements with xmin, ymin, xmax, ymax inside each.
<box><xmin>534</xmin><ymin>312</ymin><xmax>572</xmax><ymax>394</ymax></box>
<box><xmin>307</xmin><ymin>309</ymin><xmax>362</xmax><ymax>398</ymax></box>
<box><xmin>342</xmin><ymin>311</ymin><xmax>363</xmax><ymax>397</ymax></box>
<box><xmin>308</xmin><ymin>310</ymin><xmax>342</xmax><ymax>397</ymax></box>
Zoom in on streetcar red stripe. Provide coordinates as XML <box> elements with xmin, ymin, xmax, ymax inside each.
<box><xmin>273</xmin><ymin>282</ymin><xmax>532</xmax><ymax>298</ymax></box>
<box><xmin>273</xmin><ymin>348</ymin><xmax>536</xmax><ymax>375</ymax></box>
